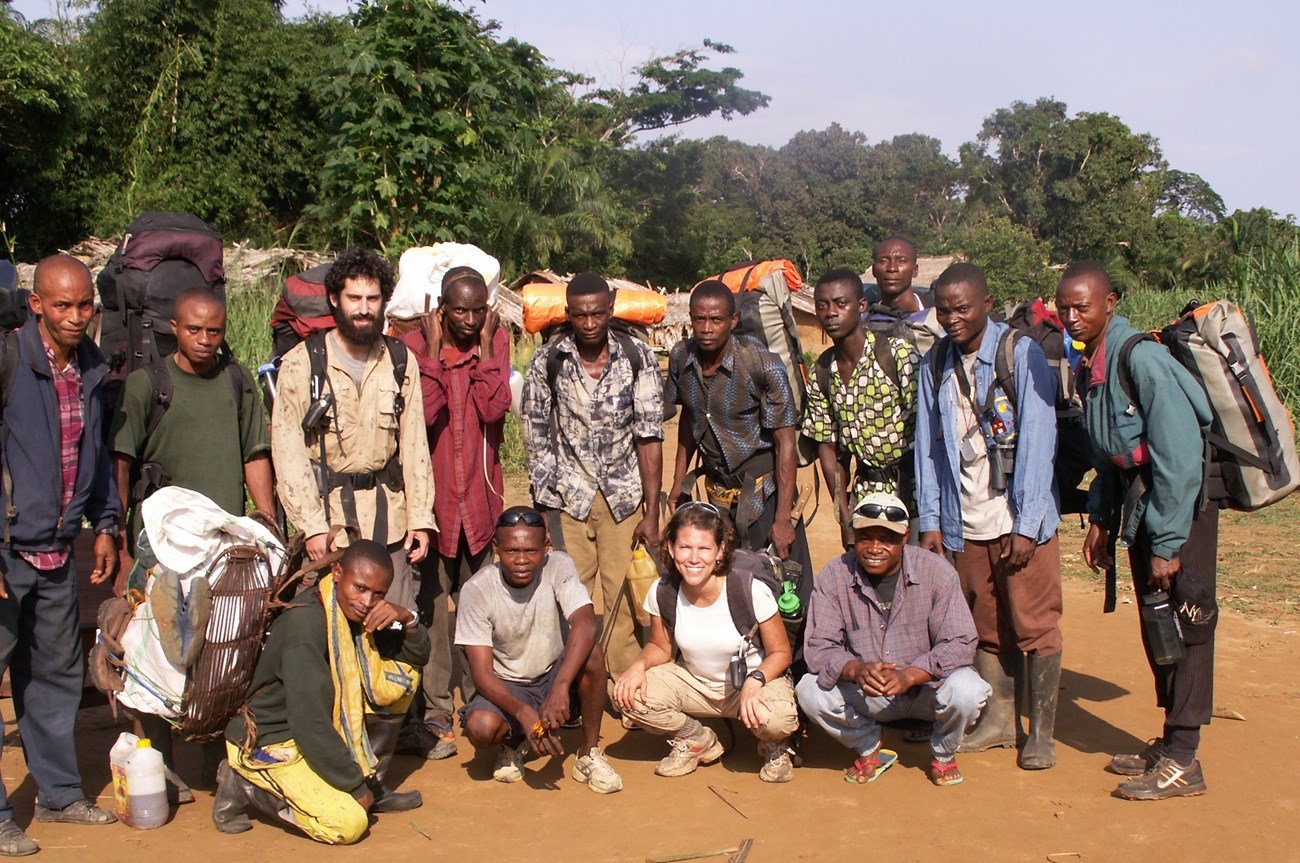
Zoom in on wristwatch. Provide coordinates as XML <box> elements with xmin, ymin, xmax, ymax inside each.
<box><xmin>96</xmin><ymin>525</ymin><xmax>120</xmax><ymax>538</ymax></box>
<box><xmin>746</xmin><ymin>669</ymin><xmax>767</xmax><ymax>686</ymax></box>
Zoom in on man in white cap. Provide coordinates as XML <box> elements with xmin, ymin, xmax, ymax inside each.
<box><xmin>796</xmin><ymin>492</ymin><xmax>989</xmax><ymax>787</ymax></box>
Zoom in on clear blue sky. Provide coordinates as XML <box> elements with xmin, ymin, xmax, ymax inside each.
<box><xmin>13</xmin><ymin>0</ymin><xmax>1299</xmax><ymax>218</ymax></box>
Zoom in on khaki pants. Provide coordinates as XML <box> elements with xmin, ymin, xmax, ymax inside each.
<box><xmin>559</xmin><ymin>493</ymin><xmax>642</xmax><ymax>681</ymax></box>
<box><xmin>226</xmin><ymin>740</ymin><xmax>368</xmax><ymax>846</ymax></box>
<box><xmin>623</xmin><ymin>662</ymin><xmax>799</xmax><ymax>743</ymax></box>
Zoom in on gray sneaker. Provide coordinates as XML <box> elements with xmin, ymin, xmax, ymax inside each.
<box><xmin>572</xmin><ymin>747</ymin><xmax>623</xmax><ymax>794</ymax></box>
<box><xmin>1109</xmin><ymin>739</ymin><xmax>1169</xmax><ymax>776</ymax></box>
<box><xmin>1115</xmin><ymin>756</ymin><xmax>1207</xmax><ymax>800</ymax></box>
<box><xmin>33</xmin><ymin>799</ymin><xmax>116</xmax><ymax>825</ymax></box>
<box><xmin>0</xmin><ymin>821</ymin><xmax>37</xmax><ymax>857</ymax></box>
<box><xmin>492</xmin><ymin>743</ymin><xmax>524</xmax><ymax>783</ymax></box>
<box><xmin>758</xmin><ymin>740</ymin><xmax>794</xmax><ymax>784</ymax></box>
<box><xmin>655</xmin><ymin>727</ymin><xmax>724</xmax><ymax>778</ymax></box>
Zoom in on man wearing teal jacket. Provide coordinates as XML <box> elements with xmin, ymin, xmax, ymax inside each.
<box><xmin>1056</xmin><ymin>261</ymin><xmax>1217</xmax><ymax>801</ymax></box>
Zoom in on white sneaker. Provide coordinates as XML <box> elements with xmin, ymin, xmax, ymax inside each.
<box><xmin>572</xmin><ymin>747</ymin><xmax>623</xmax><ymax>794</ymax></box>
<box><xmin>492</xmin><ymin>743</ymin><xmax>524</xmax><ymax>783</ymax></box>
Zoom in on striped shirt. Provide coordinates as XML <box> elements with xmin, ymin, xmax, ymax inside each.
<box><xmin>20</xmin><ymin>340</ymin><xmax>82</xmax><ymax>570</ymax></box>
<box><xmin>803</xmin><ymin>545</ymin><xmax>977</xmax><ymax>691</ymax></box>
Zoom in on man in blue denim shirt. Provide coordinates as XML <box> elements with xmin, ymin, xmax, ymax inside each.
<box><xmin>915</xmin><ymin>263</ymin><xmax>1063</xmax><ymax>771</ymax></box>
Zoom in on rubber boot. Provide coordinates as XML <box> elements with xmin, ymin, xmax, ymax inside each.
<box><xmin>1019</xmin><ymin>652</ymin><xmax>1062</xmax><ymax>770</ymax></box>
<box><xmin>211</xmin><ymin>761</ymin><xmax>253</xmax><ymax>834</ymax></box>
<box><xmin>960</xmin><ymin>650</ymin><xmax>1020</xmax><ymax>752</ymax></box>
<box><xmin>365</xmin><ymin>714</ymin><xmax>423</xmax><ymax>813</ymax></box>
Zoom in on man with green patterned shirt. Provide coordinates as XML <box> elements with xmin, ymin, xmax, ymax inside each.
<box><xmin>803</xmin><ymin>269</ymin><xmax>920</xmax><ymax>547</ymax></box>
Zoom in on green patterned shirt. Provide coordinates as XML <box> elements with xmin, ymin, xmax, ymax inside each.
<box><xmin>802</xmin><ymin>333</ymin><xmax>920</xmax><ymax>504</ymax></box>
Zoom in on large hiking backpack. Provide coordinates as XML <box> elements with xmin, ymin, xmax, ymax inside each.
<box><xmin>930</xmin><ymin>303</ymin><xmax>1092</xmax><ymax>514</ymax></box>
<box><xmin>97</xmin><ymin>211</ymin><xmax>225</xmax><ymax>377</ymax></box>
<box><xmin>706</xmin><ymin>260</ymin><xmax>809</xmax><ymax>416</ymax></box>
<box><xmin>1117</xmin><ymin>299</ymin><xmax>1300</xmax><ymax>511</ymax></box>
<box><xmin>864</xmin><ymin>303</ymin><xmax>943</xmax><ymax>362</ymax></box>
<box><xmin>655</xmin><ymin>548</ymin><xmax>785</xmax><ymax>638</ymax></box>
<box><xmin>998</xmin><ymin>299</ymin><xmax>1091</xmax><ymax>513</ymax></box>
<box><xmin>270</xmin><ymin>262</ymin><xmax>335</xmax><ymax>361</ymax></box>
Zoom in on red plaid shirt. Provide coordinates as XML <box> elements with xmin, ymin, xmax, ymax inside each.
<box><xmin>20</xmin><ymin>340</ymin><xmax>82</xmax><ymax>570</ymax></box>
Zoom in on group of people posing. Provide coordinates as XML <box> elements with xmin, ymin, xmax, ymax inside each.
<box><xmin>0</xmin><ymin>237</ymin><xmax>1220</xmax><ymax>852</ymax></box>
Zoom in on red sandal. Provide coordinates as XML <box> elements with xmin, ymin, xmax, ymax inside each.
<box><xmin>844</xmin><ymin>747</ymin><xmax>898</xmax><ymax>784</ymax></box>
<box><xmin>928</xmin><ymin>758</ymin><xmax>964</xmax><ymax>786</ymax></box>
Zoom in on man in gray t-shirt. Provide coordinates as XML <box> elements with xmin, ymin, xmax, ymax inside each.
<box><xmin>455</xmin><ymin>507</ymin><xmax>622</xmax><ymax>794</ymax></box>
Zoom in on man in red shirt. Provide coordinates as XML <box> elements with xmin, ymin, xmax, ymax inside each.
<box><xmin>399</xmin><ymin>266</ymin><xmax>511</xmax><ymax>759</ymax></box>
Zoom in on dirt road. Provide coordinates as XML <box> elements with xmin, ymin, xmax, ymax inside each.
<box><xmin>8</xmin><ymin>420</ymin><xmax>1298</xmax><ymax>862</ymax></box>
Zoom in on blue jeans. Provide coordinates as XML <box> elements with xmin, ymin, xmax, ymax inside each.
<box><xmin>796</xmin><ymin>666</ymin><xmax>990</xmax><ymax>760</ymax></box>
<box><xmin>0</xmin><ymin>548</ymin><xmax>87</xmax><ymax>819</ymax></box>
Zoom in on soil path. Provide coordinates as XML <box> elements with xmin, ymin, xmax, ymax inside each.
<box><xmin>8</xmin><ymin>419</ymin><xmax>1298</xmax><ymax>862</ymax></box>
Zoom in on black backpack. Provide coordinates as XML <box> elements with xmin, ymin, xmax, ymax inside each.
<box><xmin>96</xmin><ymin>211</ymin><xmax>226</xmax><ymax>378</ymax></box>
<box><xmin>655</xmin><ymin>548</ymin><xmax>784</xmax><ymax>637</ymax></box>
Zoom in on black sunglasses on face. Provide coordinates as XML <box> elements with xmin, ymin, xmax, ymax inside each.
<box><xmin>855</xmin><ymin>502</ymin><xmax>909</xmax><ymax>524</ymax></box>
<box><xmin>497</xmin><ymin>510</ymin><xmax>546</xmax><ymax>528</ymax></box>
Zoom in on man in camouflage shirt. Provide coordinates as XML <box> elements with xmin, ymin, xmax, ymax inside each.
<box><xmin>520</xmin><ymin>273</ymin><xmax>663</xmax><ymax>691</ymax></box>
<box><xmin>803</xmin><ymin>269</ymin><xmax>920</xmax><ymax>546</ymax></box>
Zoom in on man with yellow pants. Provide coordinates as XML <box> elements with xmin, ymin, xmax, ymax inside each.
<box><xmin>214</xmin><ymin>540</ymin><xmax>428</xmax><ymax>844</ymax></box>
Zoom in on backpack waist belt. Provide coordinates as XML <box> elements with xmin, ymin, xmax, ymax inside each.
<box><xmin>316</xmin><ymin>455</ymin><xmax>403</xmax><ymax>545</ymax></box>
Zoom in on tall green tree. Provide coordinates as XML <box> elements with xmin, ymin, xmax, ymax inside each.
<box><xmin>960</xmin><ymin>98</ymin><xmax>1166</xmax><ymax>265</ymax></box>
<box><xmin>308</xmin><ymin>0</ymin><xmax>577</xmax><ymax>253</ymax></box>
<box><xmin>73</xmin><ymin>0</ymin><xmax>344</xmax><ymax>240</ymax></box>
<box><xmin>0</xmin><ymin>14</ymin><xmax>85</xmax><ymax>256</ymax></box>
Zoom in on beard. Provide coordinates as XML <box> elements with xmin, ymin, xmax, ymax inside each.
<box><xmin>333</xmin><ymin>306</ymin><xmax>383</xmax><ymax>346</ymax></box>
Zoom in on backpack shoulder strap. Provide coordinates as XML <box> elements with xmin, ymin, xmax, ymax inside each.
<box><xmin>725</xmin><ymin>555</ymin><xmax>759</xmax><ymax>637</ymax></box>
<box><xmin>384</xmin><ymin>334</ymin><xmax>408</xmax><ymax>423</ymax></box>
<box><xmin>611</xmin><ymin>331</ymin><xmax>645</xmax><ymax>380</ymax></box>
<box><xmin>305</xmin><ymin>330</ymin><xmax>329</xmax><ymax>399</ymax></box>
<box><xmin>993</xmin><ymin>327</ymin><xmax>1021</xmax><ymax>414</ymax></box>
<box><xmin>814</xmin><ymin>347</ymin><xmax>834</xmax><ymax>398</ymax></box>
<box><xmin>930</xmin><ymin>336</ymin><xmax>950</xmax><ymax>397</ymax></box>
<box><xmin>1116</xmin><ymin>332</ymin><xmax>1154</xmax><ymax>405</ymax></box>
<box><xmin>657</xmin><ymin>578</ymin><xmax>678</xmax><ymax>632</ymax></box>
<box><xmin>544</xmin><ymin>339</ymin><xmax>565</xmax><ymax>393</ymax></box>
<box><xmin>869</xmin><ymin>331</ymin><xmax>901</xmax><ymax>391</ymax></box>
<box><xmin>143</xmin><ymin>355</ymin><xmax>174</xmax><ymax>438</ymax></box>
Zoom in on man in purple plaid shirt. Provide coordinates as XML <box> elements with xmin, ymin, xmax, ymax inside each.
<box><xmin>797</xmin><ymin>492</ymin><xmax>989</xmax><ymax>787</ymax></box>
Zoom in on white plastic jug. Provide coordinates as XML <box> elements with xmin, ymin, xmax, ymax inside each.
<box><xmin>124</xmin><ymin>738</ymin><xmax>168</xmax><ymax>829</ymax></box>
<box><xmin>109</xmin><ymin>732</ymin><xmax>139</xmax><ymax>824</ymax></box>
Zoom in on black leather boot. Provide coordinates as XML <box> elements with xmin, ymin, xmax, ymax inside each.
<box><xmin>1019</xmin><ymin>652</ymin><xmax>1062</xmax><ymax>770</ymax></box>
<box><xmin>961</xmin><ymin>650</ymin><xmax>1020</xmax><ymax>752</ymax></box>
<box><xmin>366</xmin><ymin>715</ymin><xmax>423</xmax><ymax>813</ymax></box>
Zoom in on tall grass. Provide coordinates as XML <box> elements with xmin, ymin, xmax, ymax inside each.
<box><xmin>501</xmin><ymin>336</ymin><xmax>538</xmax><ymax>479</ymax></box>
<box><xmin>225</xmin><ymin>273</ymin><xmax>279</xmax><ymax>369</ymax></box>
<box><xmin>1121</xmin><ymin>236</ymin><xmax>1300</xmax><ymax>417</ymax></box>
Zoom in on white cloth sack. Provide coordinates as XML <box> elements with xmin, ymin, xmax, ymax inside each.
<box><xmin>386</xmin><ymin>243</ymin><xmax>501</xmax><ymax>320</ymax></box>
<box><xmin>115</xmin><ymin>487</ymin><xmax>286</xmax><ymax>717</ymax></box>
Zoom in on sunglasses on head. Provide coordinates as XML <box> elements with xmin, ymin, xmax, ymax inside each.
<box><xmin>496</xmin><ymin>510</ymin><xmax>546</xmax><ymax>529</ymax></box>
<box><xmin>677</xmin><ymin>500</ymin><xmax>722</xmax><ymax>517</ymax></box>
<box><xmin>855</xmin><ymin>502</ymin><xmax>909</xmax><ymax>524</ymax></box>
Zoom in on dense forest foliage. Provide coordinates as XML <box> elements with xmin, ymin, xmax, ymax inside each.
<box><xmin>3</xmin><ymin>0</ymin><xmax>1296</xmax><ymax>296</ymax></box>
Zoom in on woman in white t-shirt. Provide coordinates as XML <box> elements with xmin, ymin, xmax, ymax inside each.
<box><xmin>613</xmin><ymin>502</ymin><xmax>799</xmax><ymax>783</ymax></box>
